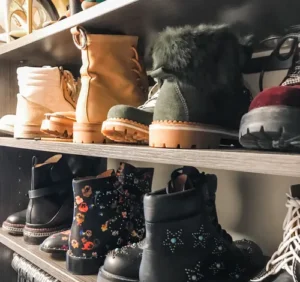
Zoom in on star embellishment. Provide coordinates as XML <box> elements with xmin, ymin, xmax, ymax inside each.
<box><xmin>212</xmin><ymin>238</ymin><xmax>227</xmax><ymax>256</ymax></box>
<box><xmin>185</xmin><ymin>262</ymin><xmax>204</xmax><ymax>281</ymax></box>
<box><xmin>192</xmin><ymin>226</ymin><xmax>210</xmax><ymax>248</ymax></box>
<box><xmin>229</xmin><ymin>265</ymin><xmax>246</xmax><ymax>280</ymax></box>
<box><xmin>162</xmin><ymin>229</ymin><xmax>184</xmax><ymax>253</ymax></box>
<box><xmin>209</xmin><ymin>262</ymin><xmax>225</xmax><ymax>275</ymax></box>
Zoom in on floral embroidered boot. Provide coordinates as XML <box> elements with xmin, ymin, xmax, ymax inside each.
<box><xmin>40</xmin><ymin>230</ymin><xmax>71</xmax><ymax>253</ymax></box>
<box><xmin>139</xmin><ymin>171</ymin><xmax>263</xmax><ymax>282</ymax></box>
<box><xmin>251</xmin><ymin>185</ymin><xmax>300</xmax><ymax>282</ymax></box>
<box><xmin>67</xmin><ymin>164</ymin><xmax>154</xmax><ymax>275</ymax></box>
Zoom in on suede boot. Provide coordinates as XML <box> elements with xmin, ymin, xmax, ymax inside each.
<box><xmin>67</xmin><ymin>163</ymin><xmax>153</xmax><ymax>275</ymax></box>
<box><xmin>15</xmin><ymin>66</ymin><xmax>77</xmax><ymax>139</ymax></box>
<box><xmin>149</xmin><ymin>24</ymin><xmax>252</xmax><ymax>149</ymax></box>
<box><xmin>2</xmin><ymin>209</ymin><xmax>26</xmax><ymax>235</ymax></box>
<box><xmin>71</xmin><ymin>26</ymin><xmax>148</xmax><ymax>144</ymax></box>
<box><xmin>102</xmin><ymin>84</ymin><xmax>159</xmax><ymax>144</ymax></box>
<box><xmin>139</xmin><ymin>171</ymin><xmax>263</xmax><ymax>282</ymax></box>
<box><xmin>98</xmin><ymin>167</ymin><xmax>265</xmax><ymax>282</ymax></box>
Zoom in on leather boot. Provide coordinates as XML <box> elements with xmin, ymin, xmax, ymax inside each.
<box><xmin>2</xmin><ymin>209</ymin><xmax>26</xmax><ymax>235</ymax></box>
<box><xmin>98</xmin><ymin>167</ymin><xmax>265</xmax><ymax>282</ymax></box>
<box><xmin>15</xmin><ymin>66</ymin><xmax>77</xmax><ymax>139</ymax></box>
<box><xmin>148</xmin><ymin>24</ymin><xmax>252</xmax><ymax>149</ymax></box>
<box><xmin>71</xmin><ymin>26</ymin><xmax>148</xmax><ymax>144</ymax></box>
<box><xmin>40</xmin><ymin>230</ymin><xmax>70</xmax><ymax>253</ymax></box>
<box><xmin>251</xmin><ymin>185</ymin><xmax>300</xmax><ymax>282</ymax></box>
<box><xmin>139</xmin><ymin>170</ymin><xmax>263</xmax><ymax>282</ymax></box>
<box><xmin>67</xmin><ymin>163</ymin><xmax>153</xmax><ymax>275</ymax></box>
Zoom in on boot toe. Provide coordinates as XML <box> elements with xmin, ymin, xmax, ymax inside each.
<box><xmin>102</xmin><ymin>245</ymin><xmax>142</xmax><ymax>280</ymax></box>
<box><xmin>107</xmin><ymin>105</ymin><xmax>153</xmax><ymax>126</ymax></box>
<box><xmin>5</xmin><ymin>210</ymin><xmax>26</xmax><ymax>225</ymax></box>
<box><xmin>40</xmin><ymin>230</ymin><xmax>70</xmax><ymax>253</ymax></box>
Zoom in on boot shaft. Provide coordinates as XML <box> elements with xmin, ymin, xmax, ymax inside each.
<box><xmin>72</xmin><ymin>27</ymin><xmax>148</xmax><ymax>124</ymax></box>
<box><xmin>17</xmin><ymin>66</ymin><xmax>76</xmax><ymax>112</ymax></box>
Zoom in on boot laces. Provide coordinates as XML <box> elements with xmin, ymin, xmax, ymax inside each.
<box><xmin>265</xmin><ymin>194</ymin><xmax>300</xmax><ymax>279</ymax></box>
<box><xmin>131</xmin><ymin>47</ymin><xmax>147</xmax><ymax>94</ymax></box>
<box><xmin>138</xmin><ymin>83</ymin><xmax>160</xmax><ymax>109</ymax></box>
<box><xmin>60</xmin><ymin>68</ymin><xmax>79</xmax><ymax>104</ymax></box>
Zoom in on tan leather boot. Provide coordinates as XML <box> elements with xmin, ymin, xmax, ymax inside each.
<box><xmin>15</xmin><ymin>67</ymin><xmax>77</xmax><ymax>139</ymax></box>
<box><xmin>71</xmin><ymin>26</ymin><xmax>148</xmax><ymax>143</ymax></box>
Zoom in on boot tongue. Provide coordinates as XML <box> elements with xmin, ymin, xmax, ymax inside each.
<box><xmin>290</xmin><ymin>184</ymin><xmax>300</xmax><ymax>199</ymax></box>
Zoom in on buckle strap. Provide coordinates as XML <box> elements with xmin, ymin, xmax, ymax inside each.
<box><xmin>28</xmin><ymin>179</ymin><xmax>71</xmax><ymax>199</ymax></box>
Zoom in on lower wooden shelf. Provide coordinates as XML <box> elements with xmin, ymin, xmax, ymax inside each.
<box><xmin>0</xmin><ymin>229</ymin><xmax>97</xmax><ymax>282</ymax></box>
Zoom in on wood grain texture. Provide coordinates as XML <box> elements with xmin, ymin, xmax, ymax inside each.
<box><xmin>0</xmin><ymin>229</ymin><xmax>97</xmax><ymax>282</ymax></box>
<box><xmin>0</xmin><ymin>138</ymin><xmax>300</xmax><ymax>177</ymax></box>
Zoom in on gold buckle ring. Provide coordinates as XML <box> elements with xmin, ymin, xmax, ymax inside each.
<box><xmin>72</xmin><ymin>26</ymin><xmax>88</xmax><ymax>50</ymax></box>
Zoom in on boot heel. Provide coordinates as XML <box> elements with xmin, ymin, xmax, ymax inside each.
<box><xmin>73</xmin><ymin>122</ymin><xmax>106</xmax><ymax>143</ymax></box>
<box><xmin>149</xmin><ymin>122</ymin><xmax>237</xmax><ymax>149</ymax></box>
<box><xmin>14</xmin><ymin>94</ymin><xmax>51</xmax><ymax>139</ymax></box>
<box><xmin>67</xmin><ymin>250</ymin><xmax>104</xmax><ymax>275</ymax></box>
<box><xmin>41</xmin><ymin>114</ymin><xmax>74</xmax><ymax>139</ymax></box>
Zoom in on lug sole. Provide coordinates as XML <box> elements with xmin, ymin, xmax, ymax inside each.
<box><xmin>14</xmin><ymin>124</ymin><xmax>48</xmax><ymax>139</ymax></box>
<box><xmin>23</xmin><ymin>225</ymin><xmax>70</xmax><ymax>245</ymax></box>
<box><xmin>2</xmin><ymin>222</ymin><xmax>24</xmax><ymax>235</ymax></box>
<box><xmin>98</xmin><ymin>267</ymin><xmax>139</xmax><ymax>282</ymax></box>
<box><xmin>73</xmin><ymin>122</ymin><xmax>107</xmax><ymax>144</ymax></box>
<box><xmin>149</xmin><ymin>122</ymin><xmax>238</xmax><ymax>149</ymax></box>
<box><xmin>40</xmin><ymin>115</ymin><xmax>74</xmax><ymax>139</ymax></box>
<box><xmin>102</xmin><ymin>119</ymin><xmax>149</xmax><ymax>144</ymax></box>
<box><xmin>67</xmin><ymin>251</ymin><xmax>104</xmax><ymax>275</ymax></box>
<box><xmin>239</xmin><ymin>106</ymin><xmax>300</xmax><ymax>150</ymax></box>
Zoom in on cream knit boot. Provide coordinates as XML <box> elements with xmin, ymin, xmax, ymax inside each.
<box><xmin>14</xmin><ymin>66</ymin><xmax>77</xmax><ymax>139</ymax></box>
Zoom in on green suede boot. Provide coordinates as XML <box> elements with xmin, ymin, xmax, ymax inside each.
<box><xmin>82</xmin><ymin>0</ymin><xmax>106</xmax><ymax>10</ymax></box>
<box><xmin>101</xmin><ymin>84</ymin><xmax>159</xmax><ymax>144</ymax></box>
<box><xmin>149</xmin><ymin>24</ymin><xmax>252</xmax><ymax>149</ymax></box>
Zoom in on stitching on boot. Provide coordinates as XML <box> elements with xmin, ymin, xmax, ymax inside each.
<box><xmin>174</xmin><ymin>81</ymin><xmax>189</xmax><ymax>120</ymax></box>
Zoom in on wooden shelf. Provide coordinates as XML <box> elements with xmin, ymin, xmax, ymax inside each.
<box><xmin>0</xmin><ymin>229</ymin><xmax>96</xmax><ymax>282</ymax></box>
<box><xmin>0</xmin><ymin>137</ymin><xmax>300</xmax><ymax>177</ymax></box>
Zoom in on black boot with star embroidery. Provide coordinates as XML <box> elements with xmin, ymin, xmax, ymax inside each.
<box><xmin>139</xmin><ymin>171</ymin><xmax>262</xmax><ymax>282</ymax></box>
<box><xmin>251</xmin><ymin>185</ymin><xmax>300</xmax><ymax>282</ymax></box>
<box><xmin>67</xmin><ymin>163</ymin><xmax>154</xmax><ymax>275</ymax></box>
<box><xmin>98</xmin><ymin>167</ymin><xmax>265</xmax><ymax>282</ymax></box>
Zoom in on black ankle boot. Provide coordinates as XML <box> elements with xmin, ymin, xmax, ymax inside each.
<box><xmin>23</xmin><ymin>155</ymin><xmax>75</xmax><ymax>244</ymax></box>
<box><xmin>251</xmin><ymin>185</ymin><xmax>300</xmax><ymax>282</ymax></box>
<box><xmin>67</xmin><ymin>163</ymin><xmax>154</xmax><ymax>275</ymax></box>
<box><xmin>2</xmin><ymin>209</ymin><xmax>27</xmax><ymax>235</ymax></box>
<box><xmin>139</xmin><ymin>171</ymin><xmax>262</xmax><ymax>282</ymax></box>
<box><xmin>98</xmin><ymin>167</ymin><xmax>264</xmax><ymax>282</ymax></box>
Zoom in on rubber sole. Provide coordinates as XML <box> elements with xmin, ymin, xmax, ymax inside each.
<box><xmin>98</xmin><ymin>267</ymin><xmax>139</xmax><ymax>282</ymax></box>
<box><xmin>40</xmin><ymin>114</ymin><xmax>74</xmax><ymax>139</ymax></box>
<box><xmin>23</xmin><ymin>225</ymin><xmax>70</xmax><ymax>245</ymax></box>
<box><xmin>0</xmin><ymin>124</ymin><xmax>14</xmax><ymax>136</ymax></box>
<box><xmin>102</xmin><ymin>118</ymin><xmax>149</xmax><ymax>144</ymax></box>
<box><xmin>239</xmin><ymin>106</ymin><xmax>300</xmax><ymax>150</ymax></box>
<box><xmin>149</xmin><ymin>121</ymin><xmax>238</xmax><ymax>149</ymax></box>
<box><xmin>67</xmin><ymin>251</ymin><xmax>104</xmax><ymax>275</ymax></box>
<box><xmin>2</xmin><ymin>221</ymin><xmax>24</xmax><ymax>235</ymax></box>
<box><xmin>73</xmin><ymin>122</ymin><xmax>107</xmax><ymax>144</ymax></box>
<box><xmin>14</xmin><ymin>124</ymin><xmax>48</xmax><ymax>139</ymax></box>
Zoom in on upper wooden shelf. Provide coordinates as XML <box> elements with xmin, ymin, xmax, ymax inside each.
<box><xmin>2</xmin><ymin>0</ymin><xmax>300</xmax><ymax>68</ymax></box>
<box><xmin>0</xmin><ymin>137</ymin><xmax>300</xmax><ymax>177</ymax></box>
<box><xmin>0</xmin><ymin>229</ymin><xmax>96</xmax><ymax>282</ymax></box>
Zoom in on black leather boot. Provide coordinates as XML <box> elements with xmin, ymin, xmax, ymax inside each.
<box><xmin>24</xmin><ymin>155</ymin><xmax>77</xmax><ymax>245</ymax></box>
<box><xmin>98</xmin><ymin>167</ymin><xmax>265</xmax><ymax>282</ymax></box>
<box><xmin>67</xmin><ymin>163</ymin><xmax>154</xmax><ymax>275</ymax></box>
<box><xmin>40</xmin><ymin>230</ymin><xmax>70</xmax><ymax>253</ymax></box>
<box><xmin>139</xmin><ymin>170</ymin><xmax>262</xmax><ymax>282</ymax></box>
<box><xmin>251</xmin><ymin>185</ymin><xmax>300</xmax><ymax>282</ymax></box>
<box><xmin>2</xmin><ymin>209</ymin><xmax>27</xmax><ymax>235</ymax></box>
